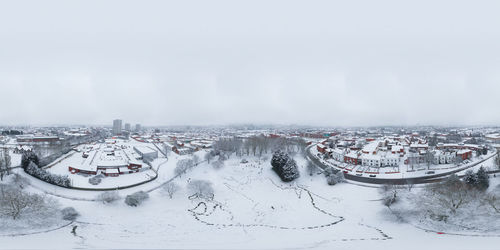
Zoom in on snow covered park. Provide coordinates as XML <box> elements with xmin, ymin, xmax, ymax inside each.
<box><xmin>1</xmin><ymin>150</ymin><xmax>499</xmax><ymax>250</ymax></box>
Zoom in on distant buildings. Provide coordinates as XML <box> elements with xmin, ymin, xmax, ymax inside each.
<box><xmin>133</xmin><ymin>146</ymin><xmax>158</xmax><ymax>160</ymax></box>
<box><xmin>16</xmin><ymin>135</ymin><xmax>59</xmax><ymax>144</ymax></box>
<box><xmin>113</xmin><ymin>119</ymin><xmax>122</xmax><ymax>135</ymax></box>
<box><xmin>125</xmin><ymin>123</ymin><xmax>131</xmax><ymax>131</ymax></box>
<box><xmin>136</xmin><ymin>124</ymin><xmax>141</xmax><ymax>132</ymax></box>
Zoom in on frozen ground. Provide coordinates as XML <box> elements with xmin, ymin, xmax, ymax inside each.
<box><xmin>1</xmin><ymin>153</ymin><xmax>499</xmax><ymax>249</ymax></box>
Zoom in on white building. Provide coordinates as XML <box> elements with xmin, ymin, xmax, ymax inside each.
<box><xmin>113</xmin><ymin>119</ymin><xmax>122</xmax><ymax>135</ymax></box>
<box><xmin>434</xmin><ymin>150</ymin><xmax>456</xmax><ymax>164</ymax></box>
<box><xmin>133</xmin><ymin>146</ymin><xmax>158</xmax><ymax>160</ymax></box>
<box><xmin>361</xmin><ymin>154</ymin><xmax>380</xmax><ymax>167</ymax></box>
<box><xmin>331</xmin><ymin>148</ymin><xmax>345</xmax><ymax>162</ymax></box>
<box><xmin>361</xmin><ymin>152</ymin><xmax>399</xmax><ymax>167</ymax></box>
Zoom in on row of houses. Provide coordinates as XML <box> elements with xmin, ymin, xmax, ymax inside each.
<box><xmin>16</xmin><ymin>135</ymin><xmax>60</xmax><ymax>144</ymax></box>
<box><xmin>318</xmin><ymin>137</ymin><xmax>476</xmax><ymax>167</ymax></box>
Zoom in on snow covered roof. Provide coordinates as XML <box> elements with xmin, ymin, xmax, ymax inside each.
<box><xmin>133</xmin><ymin>146</ymin><xmax>157</xmax><ymax>155</ymax></box>
<box><xmin>105</xmin><ymin>169</ymin><xmax>119</xmax><ymax>174</ymax></box>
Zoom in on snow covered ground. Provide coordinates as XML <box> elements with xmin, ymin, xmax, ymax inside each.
<box><xmin>1</xmin><ymin>153</ymin><xmax>499</xmax><ymax>249</ymax></box>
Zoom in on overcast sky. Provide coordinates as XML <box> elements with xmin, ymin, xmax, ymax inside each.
<box><xmin>0</xmin><ymin>0</ymin><xmax>499</xmax><ymax>127</ymax></box>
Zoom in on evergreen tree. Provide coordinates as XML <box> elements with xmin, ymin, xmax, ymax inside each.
<box><xmin>464</xmin><ymin>170</ymin><xmax>477</xmax><ymax>187</ymax></box>
<box><xmin>21</xmin><ymin>151</ymin><xmax>39</xmax><ymax>169</ymax></box>
<box><xmin>482</xmin><ymin>147</ymin><xmax>488</xmax><ymax>155</ymax></box>
<box><xmin>476</xmin><ymin>167</ymin><xmax>489</xmax><ymax>191</ymax></box>
<box><xmin>271</xmin><ymin>150</ymin><xmax>299</xmax><ymax>182</ymax></box>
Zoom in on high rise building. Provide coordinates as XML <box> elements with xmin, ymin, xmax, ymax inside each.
<box><xmin>113</xmin><ymin>119</ymin><xmax>122</xmax><ymax>135</ymax></box>
<box><xmin>125</xmin><ymin>123</ymin><xmax>131</xmax><ymax>131</ymax></box>
<box><xmin>135</xmin><ymin>124</ymin><xmax>141</xmax><ymax>132</ymax></box>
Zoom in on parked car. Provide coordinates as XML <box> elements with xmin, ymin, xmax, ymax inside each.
<box><xmin>369</xmin><ymin>174</ymin><xmax>377</xmax><ymax>177</ymax></box>
<box><xmin>425</xmin><ymin>171</ymin><xmax>435</xmax><ymax>174</ymax></box>
<box><xmin>355</xmin><ymin>173</ymin><xmax>363</xmax><ymax>176</ymax></box>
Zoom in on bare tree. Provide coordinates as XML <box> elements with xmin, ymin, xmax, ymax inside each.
<box><xmin>495</xmin><ymin>152</ymin><xmax>500</xmax><ymax>169</ymax></box>
<box><xmin>192</xmin><ymin>154</ymin><xmax>200</xmax><ymax>164</ymax></box>
<box><xmin>162</xmin><ymin>182</ymin><xmax>180</xmax><ymax>199</ymax></box>
<box><xmin>404</xmin><ymin>179</ymin><xmax>415</xmax><ymax>191</ymax></box>
<box><xmin>424</xmin><ymin>175</ymin><xmax>477</xmax><ymax>214</ymax></box>
<box><xmin>483</xmin><ymin>193</ymin><xmax>500</xmax><ymax>213</ymax></box>
<box><xmin>424</xmin><ymin>150</ymin><xmax>435</xmax><ymax>170</ymax></box>
<box><xmin>306</xmin><ymin>162</ymin><xmax>318</xmax><ymax>176</ymax></box>
<box><xmin>380</xmin><ymin>184</ymin><xmax>399</xmax><ymax>208</ymax></box>
<box><xmin>0</xmin><ymin>148</ymin><xmax>12</xmax><ymax>181</ymax></box>
<box><xmin>0</xmin><ymin>185</ymin><xmax>47</xmax><ymax>220</ymax></box>
<box><xmin>175</xmin><ymin>159</ymin><xmax>194</xmax><ymax>176</ymax></box>
<box><xmin>204</xmin><ymin>152</ymin><xmax>214</xmax><ymax>164</ymax></box>
<box><xmin>187</xmin><ymin>180</ymin><xmax>214</xmax><ymax>200</ymax></box>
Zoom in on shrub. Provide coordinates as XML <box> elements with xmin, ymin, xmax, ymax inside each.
<box><xmin>24</xmin><ymin>162</ymin><xmax>71</xmax><ymax>187</ymax></box>
<box><xmin>379</xmin><ymin>185</ymin><xmax>399</xmax><ymax>208</ymax></box>
<box><xmin>125</xmin><ymin>191</ymin><xmax>149</xmax><ymax>207</ymax></box>
<box><xmin>211</xmin><ymin>160</ymin><xmax>224</xmax><ymax>169</ymax></box>
<box><xmin>88</xmin><ymin>174</ymin><xmax>104</xmax><ymax>185</ymax></box>
<box><xmin>61</xmin><ymin>207</ymin><xmax>79</xmax><ymax>221</ymax></box>
<box><xmin>96</xmin><ymin>191</ymin><xmax>121</xmax><ymax>204</ymax></box>
<box><xmin>324</xmin><ymin>168</ymin><xmax>344</xmax><ymax>185</ymax></box>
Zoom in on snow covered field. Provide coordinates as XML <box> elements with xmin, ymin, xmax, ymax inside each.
<box><xmin>1</xmin><ymin>153</ymin><xmax>499</xmax><ymax>249</ymax></box>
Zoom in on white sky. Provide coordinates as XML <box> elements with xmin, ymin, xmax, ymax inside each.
<box><xmin>1</xmin><ymin>0</ymin><xmax>499</xmax><ymax>126</ymax></box>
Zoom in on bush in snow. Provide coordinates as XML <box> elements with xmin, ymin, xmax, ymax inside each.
<box><xmin>306</xmin><ymin>162</ymin><xmax>318</xmax><ymax>176</ymax></box>
<box><xmin>323</xmin><ymin>167</ymin><xmax>344</xmax><ymax>185</ymax></box>
<box><xmin>271</xmin><ymin>150</ymin><xmax>299</xmax><ymax>182</ymax></box>
<box><xmin>161</xmin><ymin>182</ymin><xmax>180</xmax><ymax>199</ymax></box>
<box><xmin>24</xmin><ymin>161</ymin><xmax>71</xmax><ymax>187</ymax></box>
<box><xmin>125</xmin><ymin>191</ymin><xmax>149</xmax><ymax>207</ymax></box>
<box><xmin>88</xmin><ymin>174</ymin><xmax>104</xmax><ymax>185</ymax></box>
<box><xmin>96</xmin><ymin>191</ymin><xmax>121</xmax><ymax>204</ymax></box>
<box><xmin>379</xmin><ymin>184</ymin><xmax>399</xmax><ymax>208</ymax></box>
<box><xmin>187</xmin><ymin>180</ymin><xmax>214</xmax><ymax>200</ymax></box>
<box><xmin>61</xmin><ymin>207</ymin><xmax>79</xmax><ymax>221</ymax></box>
<box><xmin>211</xmin><ymin>160</ymin><xmax>225</xmax><ymax>170</ymax></box>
